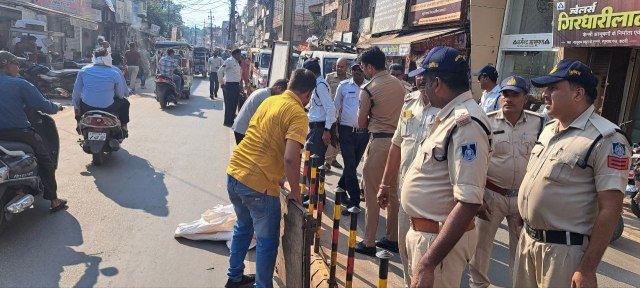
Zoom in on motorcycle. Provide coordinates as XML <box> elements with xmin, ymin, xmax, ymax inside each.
<box><xmin>19</xmin><ymin>62</ymin><xmax>79</xmax><ymax>98</ymax></box>
<box><xmin>154</xmin><ymin>70</ymin><xmax>188</xmax><ymax>109</ymax></box>
<box><xmin>78</xmin><ymin>110</ymin><xmax>125</xmax><ymax>166</ymax></box>
<box><xmin>0</xmin><ymin>109</ymin><xmax>60</xmax><ymax>233</ymax></box>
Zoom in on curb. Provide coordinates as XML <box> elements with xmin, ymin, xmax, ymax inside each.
<box><xmin>310</xmin><ymin>252</ymin><xmax>330</xmax><ymax>288</ymax></box>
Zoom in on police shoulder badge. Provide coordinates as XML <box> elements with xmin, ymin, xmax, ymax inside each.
<box><xmin>461</xmin><ymin>143</ymin><xmax>477</xmax><ymax>161</ymax></box>
<box><xmin>612</xmin><ymin>142</ymin><xmax>626</xmax><ymax>157</ymax></box>
<box><xmin>608</xmin><ymin>142</ymin><xmax>629</xmax><ymax>170</ymax></box>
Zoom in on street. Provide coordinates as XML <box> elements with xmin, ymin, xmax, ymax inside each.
<box><xmin>1</xmin><ymin>78</ymin><xmax>640</xmax><ymax>287</ymax></box>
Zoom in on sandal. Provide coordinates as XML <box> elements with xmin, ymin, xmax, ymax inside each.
<box><xmin>50</xmin><ymin>199</ymin><xmax>68</xmax><ymax>213</ymax></box>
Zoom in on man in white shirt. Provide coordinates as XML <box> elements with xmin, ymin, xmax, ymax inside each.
<box><xmin>232</xmin><ymin>79</ymin><xmax>288</xmax><ymax>144</ymax></box>
<box><xmin>303</xmin><ymin>58</ymin><xmax>336</xmax><ymax>162</ymax></box>
<box><xmin>208</xmin><ymin>50</ymin><xmax>224</xmax><ymax>99</ymax></box>
<box><xmin>334</xmin><ymin>63</ymin><xmax>368</xmax><ymax>213</ymax></box>
<box><xmin>474</xmin><ymin>65</ymin><xmax>501</xmax><ymax>113</ymax></box>
<box><xmin>218</xmin><ymin>49</ymin><xmax>243</xmax><ymax>127</ymax></box>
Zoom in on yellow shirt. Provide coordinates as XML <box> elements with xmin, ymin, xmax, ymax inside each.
<box><xmin>226</xmin><ymin>90</ymin><xmax>309</xmax><ymax>197</ymax></box>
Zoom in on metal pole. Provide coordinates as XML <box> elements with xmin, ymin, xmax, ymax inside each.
<box><xmin>345</xmin><ymin>206</ymin><xmax>361</xmax><ymax>288</ymax></box>
<box><xmin>376</xmin><ymin>250</ymin><xmax>393</xmax><ymax>288</ymax></box>
<box><xmin>328</xmin><ymin>187</ymin><xmax>345</xmax><ymax>288</ymax></box>
<box><xmin>314</xmin><ymin>164</ymin><xmax>326</xmax><ymax>253</ymax></box>
<box><xmin>301</xmin><ymin>141</ymin><xmax>312</xmax><ymax>187</ymax></box>
<box><xmin>308</xmin><ymin>154</ymin><xmax>319</xmax><ymax>216</ymax></box>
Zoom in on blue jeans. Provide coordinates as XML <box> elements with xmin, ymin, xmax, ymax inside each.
<box><xmin>337</xmin><ymin>125</ymin><xmax>369</xmax><ymax>208</ymax></box>
<box><xmin>227</xmin><ymin>175</ymin><xmax>281</xmax><ymax>288</ymax></box>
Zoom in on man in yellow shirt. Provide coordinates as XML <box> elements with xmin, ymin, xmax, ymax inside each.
<box><xmin>224</xmin><ymin>69</ymin><xmax>316</xmax><ymax>288</ymax></box>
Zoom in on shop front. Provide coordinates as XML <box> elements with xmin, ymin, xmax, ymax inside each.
<box><xmin>553</xmin><ymin>0</ymin><xmax>640</xmax><ymax>142</ymax></box>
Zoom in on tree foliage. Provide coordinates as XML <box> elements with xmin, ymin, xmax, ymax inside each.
<box><xmin>147</xmin><ymin>0</ymin><xmax>186</xmax><ymax>38</ymax></box>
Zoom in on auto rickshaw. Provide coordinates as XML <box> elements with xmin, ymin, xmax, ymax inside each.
<box><xmin>154</xmin><ymin>41</ymin><xmax>194</xmax><ymax>98</ymax></box>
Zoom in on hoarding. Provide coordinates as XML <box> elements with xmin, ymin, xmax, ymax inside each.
<box><xmin>371</xmin><ymin>0</ymin><xmax>407</xmax><ymax>34</ymax></box>
<box><xmin>409</xmin><ymin>0</ymin><xmax>462</xmax><ymax>27</ymax></box>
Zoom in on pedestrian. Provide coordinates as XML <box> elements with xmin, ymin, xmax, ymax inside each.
<box><xmin>376</xmin><ymin>62</ymin><xmax>441</xmax><ymax>287</ymax></box>
<box><xmin>468</xmin><ymin>75</ymin><xmax>544</xmax><ymax>288</ymax></box>
<box><xmin>324</xmin><ymin>58</ymin><xmax>350</xmax><ymax>171</ymax></box>
<box><xmin>513</xmin><ymin>59</ymin><xmax>629</xmax><ymax>287</ymax></box>
<box><xmin>232</xmin><ymin>79</ymin><xmax>288</xmax><ymax>144</ymax></box>
<box><xmin>208</xmin><ymin>50</ymin><xmax>224</xmax><ymax>99</ymax></box>
<box><xmin>333</xmin><ymin>63</ymin><xmax>369</xmax><ymax>215</ymax></box>
<box><xmin>401</xmin><ymin>46</ymin><xmax>491</xmax><ymax>288</ymax></box>
<box><xmin>240</xmin><ymin>53</ymin><xmax>251</xmax><ymax>94</ymax></box>
<box><xmin>138</xmin><ymin>47</ymin><xmax>151</xmax><ymax>89</ymax></box>
<box><xmin>218</xmin><ymin>49</ymin><xmax>243</xmax><ymax>127</ymax></box>
<box><xmin>124</xmin><ymin>42</ymin><xmax>142</xmax><ymax>91</ymax></box>
<box><xmin>225</xmin><ymin>69</ymin><xmax>316</xmax><ymax>288</ymax></box>
<box><xmin>303</xmin><ymin>58</ymin><xmax>336</xmax><ymax>162</ymax></box>
<box><xmin>353</xmin><ymin>46</ymin><xmax>405</xmax><ymax>256</ymax></box>
<box><xmin>474</xmin><ymin>65</ymin><xmax>501</xmax><ymax>113</ymax></box>
<box><xmin>390</xmin><ymin>63</ymin><xmax>413</xmax><ymax>94</ymax></box>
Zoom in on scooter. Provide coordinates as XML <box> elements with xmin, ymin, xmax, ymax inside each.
<box><xmin>154</xmin><ymin>70</ymin><xmax>188</xmax><ymax>109</ymax></box>
<box><xmin>19</xmin><ymin>62</ymin><xmax>79</xmax><ymax>98</ymax></box>
<box><xmin>0</xmin><ymin>109</ymin><xmax>60</xmax><ymax>233</ymax></box>
<box><xmin>78</xmin><ymin>110</ymin><xmax>125</xmax><ymax>166</ymax></box>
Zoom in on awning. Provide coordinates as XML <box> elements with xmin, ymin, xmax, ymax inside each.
<box><xmin>370</xmin><ymin>28</ymin><xmax>459</xmax><ymax>45</ymax></box>
<box><xmin>357</xmin><ymin>33</ymin><xmax>396</xmax><ymax>49</ymax></box>
<box><xmin>0</xmin><ymin>0</ymin><xmax>98</xmax><ymax>30</ymax></box>
<box><xmin>0</xmin><ymin>4</ymin><xmax>21</xmax><ymax>20</ymax></box>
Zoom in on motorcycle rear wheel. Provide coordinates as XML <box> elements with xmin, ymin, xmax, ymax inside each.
<box><xmin>611</xmin><ymin>215</ymin><xmax>624</xmax><ymax>243</ymax></box>
<box><xmin>158</xmin><ymin>93</ymin><xmax>167</xmax><ymax>109</ymax></box>
<box><xmin>631</xmin><ymin>198</ymin><xmax>640</xmax><ymax>218</ymax></box>
<box><xmin>92</xmin><ymin>153</ymin><xmax>105</xmax><ymax>166</ymax></box>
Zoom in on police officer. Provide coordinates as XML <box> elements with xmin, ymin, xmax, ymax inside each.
<box><xmin>377</xmin><ymin>63</ymin><xmax>441</xmax><ymax>287</ymax></box>
<box><xmin>401</xmin><ymin>46</ymin><xmax>491</xmax><ymax>288</ymax></box>
<box><xmin>514</xmin><ymin>59</ymin><xmax>629</xmax><ymax>287</ymax></box>
<box><xmin>468</xmin><ymin>75</ymin><xmax>543</xmax><ymax>288</ymax></box>
<box><xmin>354</xmin><ymin>46</ymin><xmax>405</xmax><ymax>256</ymax></box>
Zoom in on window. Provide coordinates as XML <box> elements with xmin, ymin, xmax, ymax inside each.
<box><xmin>341</xmin><ymin>0</ymin><xmax>350</xmax><ymax>20</ymax></box>
<box><xmin>260</xmin><ymin>53</ymin><xmax>272</xmax><ymax>68</ymax></box>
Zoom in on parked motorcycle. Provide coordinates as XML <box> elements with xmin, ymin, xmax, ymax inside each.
<box><xmin>0</xmin><ymin>109</ymin><xmax>60</xmax><ymax>233</ymax></box>
<box><xmin>19</xmin><ymin>62</ymin><xmax>79</xmax><ymax>98</ymax></box>
<box><xmin>78</xmin><ymin>110</ymin><xmax>125</xmax><ymax>166</ymax></box>
<box><xmin>154</xmin><ymin>71</ymin><xmax>188</xmax><ymax>109</ymax></box>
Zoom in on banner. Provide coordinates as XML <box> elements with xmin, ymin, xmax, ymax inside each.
<box><xmin>554</xmin><ymin>0</ymin><xmax>640</xmax><ymax>47</ymax></box>
<box><xmin>500</xmin><ymin>33</ymin><xmax>554</xmax><ymax>51</ymax></box>
<box><xmin>409</xmin><ymin>0</ymin><xmax>462</xmax><ymax>27</ymax></box>
<box><xmin>371</xmin><ymin>0</ymin><xmax>407</xmax><ymax>34</ymax></box>
<box><xmin>35</xmin><ymin>0</ymin><xmax>80</xmax><ymax>14</ymax></box>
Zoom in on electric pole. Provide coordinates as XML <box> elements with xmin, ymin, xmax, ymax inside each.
<box><xmin>204</xmin><ymin>19</ymin><xmax>207</xmax><ymax>48</ymax></box>
<box><xmin>229</xmin><ymin>0</ymin><xmax>236</xmax><ymax>48</ymax></box>
<box><xmin>209</xmin><ymin>10</ymin><xmax>214</xmax><ymax>51</ymax></box>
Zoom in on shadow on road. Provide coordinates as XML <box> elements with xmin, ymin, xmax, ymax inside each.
<box><xmin>0</xmin><ymin>199</ymin><xmax>117</xmax><ymax>287</ymax></box>
<box><xmin>81</xmin><ymin>149</ymin><xmax>169</xmax><ymax>217</ymax></box>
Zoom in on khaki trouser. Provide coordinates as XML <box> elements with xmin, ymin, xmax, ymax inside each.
<box><xmin>513</xmin><ymin>230</ymin><xmax>589</xmax><ymax>287</ymax></box>
<box><xmin>398</xmin><ymin>197</ymin><xmax>411</xmax><ymax>287</ymax></box>
<box><xmin>363</xmin><ymin>137</ymin><xmax>398</xmax><ymax>246</ymax></box>
<box><xmin>127</xmin><ymin>65</ymin><xmax>139</xmax><ymax>89</ymax></box>
<box><xmin>325</xmin><ymin>143</ymin><xmax>340</xmax><ymax>164</ymax></box>
<box><xmin>406</xmin><ymin>227</ymin><xmax>477</xmax><ymax>288</ymax></box>
<box><xmin>469</xmin><ymin>189</ymin><xmax>521</xmax><ymax>288</ymax></box>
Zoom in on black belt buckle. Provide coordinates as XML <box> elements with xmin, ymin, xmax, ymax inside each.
<box><xmin>525</xmin><ymin>224</ymin><xmax>543</xmax><ymax>241</ymax></box>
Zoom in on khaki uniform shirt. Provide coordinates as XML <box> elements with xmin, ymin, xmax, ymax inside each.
<box><xmin>325</xmin><ymin>72</ymin><xmax>350</xmax><ymax>99</ymax></box>
<box><xmin>401</xmin><ymin>91</ymin><xmax>491</xmax><ymax>222</ymax></box>
<box><xmin>358</xmin><ymin>71</ymin><xmax>405</xmax><ymax>133</ymax></box>
<box><xmin>518</xmin><ymin>105</ymin><xmax>630</xmax><ymax>235</ymax></box>
<box><xmin>391</xmin><ymin>91</ymin><xmax>440</xmax><ymax>186</ymax></box>
<box><xmin>487</xmin><ymin>110</ymin><xmax>544</xmax><ymax>190</ymax></box>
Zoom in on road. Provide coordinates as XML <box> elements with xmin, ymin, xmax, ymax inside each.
<box><xmin>1</xmin><ymin>77</ymin><xmax>640</xmax><ymax>287</ymax></box>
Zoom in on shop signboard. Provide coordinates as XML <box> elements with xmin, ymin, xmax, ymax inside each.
<box><xmin>500</xmin><ymin>33</ymin><xmax>554</xmax><ymax>51</ymax></box>
<box><xmin>371</xmin><ymin>0</ymin><xmax>407</xmax><ymax>34</ymax></box>
<box><xmin>409</xmin><ymin>0</ymin><xmax>462</xmax><ymax>27</ymax></box>
<box><xmin>150</xmin><ymin>24</ymin><xmax>160</xmax><ymax>36</ymax></box>
<box><xmin>554</xmin><ymin>0</ymin><xmax>640</xmax><ymax>47</ymax></box>
<box><xmin>35</xmin><ymin>0</ymin><xmax>79</xmax><ymax>14</ymax></box>
<box><xmin>342</xmin><ymin>32</ymin><xmax>353</xmax><ymax>43</ymax></box>
<box><xmin>379</xmin><ymin>44</ymin><xmax>411</xmax><ymax>56</ymax></box>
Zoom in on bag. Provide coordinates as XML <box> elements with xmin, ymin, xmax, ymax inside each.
<box><xmin>174</xmin><ymin>204</ymin><xmax>237</xmax><ymax>241</ymax></box>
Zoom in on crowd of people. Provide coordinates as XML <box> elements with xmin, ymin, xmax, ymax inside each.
<box><xmin>220</xmin><ymin>45</ymin><xmax>630</xmax><ymax>288</ymax></box>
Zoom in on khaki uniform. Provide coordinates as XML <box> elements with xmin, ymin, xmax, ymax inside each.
<box><xmin>391</xmin><ymin>91</ymin><xmax>440</xmax><ymax>287</ymax></box>
<box><xmin>469</xmin><ymin>110</ymin><xmax>543</xmax><ymax>288</ymax></box>
<box><xmin>514</xmin><ymin>105</ymin><xmax>629</xmax><ymax>287</ymax></box>
<box><xmin>359</xmin><ymin>70</ymin><xmax>405</xmax><ymax>246</ymax></box>
<box><xmin>325</xmin><ymin>72</ymin><xmax>348</xmax><ymax>164</ymax></box>
<box><xmin>401</xmin><ymin>91</ymin><xmax>491</xmax><ymax>287</ymax></box>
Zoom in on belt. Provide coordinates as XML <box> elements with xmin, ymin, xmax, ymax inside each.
<box><xmin>372</xmin><ymin>132</ymin><xmax>394</xmax><ymax>139</ymax></box>
<box><xmin>485</xmin><ymin>180</ymin><xmax>518</xmax><ymax>197</ymax></box>
<box><xmin>410</xmin><ymin>217</ymin><xmax>475</xmax><ymax>234</ymax></box>
<box><xmin>309</xmin><ymin>121</ymin><xmax>326</xmax><ymax>129</ymax></box>
<box><xmin>525</xmin><ymin>224</ymin><xmax>585</xmax><ymax>245</ymax></box>
<box><xmin>339</xmin><ymin>125</ymin><xmax>367</xmax><ymax>133</ymax></box>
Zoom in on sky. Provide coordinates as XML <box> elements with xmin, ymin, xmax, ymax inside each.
<box><xmin>179</xmin><ymin>0</ymin><xmax>247</xmax><ymax>29</ymax></box>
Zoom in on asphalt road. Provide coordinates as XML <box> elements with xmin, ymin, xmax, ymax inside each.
<box><xmin>1</xmin><ymin>77</ymin><xmax>639</xmax><ymax>287</ymax></box>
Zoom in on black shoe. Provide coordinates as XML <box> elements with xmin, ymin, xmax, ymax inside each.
<box><xmin>225</xmin><ymin>274</ymin><xmax>255</xmax><ymax>288</ymax></box>
<box><xmin>341</xmin><ymin>207</ymin><xmax>351</xmax><ymax>216</ymax></box>
<box><xmin>355</xmin><ymin>241</ymin><xmax>377</xmax><ymax>257</ymax></box>
<box><xmin>331</xmin><ymin>160</ymin><xmax>343</xmax><ymax>169</ymax></box>
<box><xmin>375</xmin><ymin>237</ymin><xmax>399</xmax><ymax>253</ymax></box>
<box><xmin>210</xmin><ymin>94</ymin><xmax>214</xmax><ymax>99</ymax></box>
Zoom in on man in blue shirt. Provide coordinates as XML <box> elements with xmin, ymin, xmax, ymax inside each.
<box><xmin>0</xmin><ymin>51</ymin><xmax>67</xmax><ymax>211</ymax></box>
<box><xmin>303</xmin><ymin>59</ymin><xmax>335</xmax><ymax>161</ymax></box>
<box><xmin>72</xmin><ymin>48</ymin><xmax>130</xmax><ymax>132</ymax></box>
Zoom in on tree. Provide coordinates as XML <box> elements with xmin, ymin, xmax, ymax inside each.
<box><xmin>147</xmin><ymin>0</ymin><xmax>186</xmax><ymax>38</ymax></box>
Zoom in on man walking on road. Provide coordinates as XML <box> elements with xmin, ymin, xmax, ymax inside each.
<box><xmin>354</xmin><ymin>46</ymin><xmax>405</xmax><ymax>256</ymax></box>
<box><xmin>376</xmin><ymin>67</ymin><xmax>440</xmax><ymax>287</ymax></box>
<box><xmin>324</xmin><ymin>58</ymin><xmax>349</xmax><ymax>171</ymax></box>
<box><xmin>333</xmin><ymin>63</ymin><xmax>368</xmax><ymax>214</ymax></box>
<box><xmin>124</xmin><ymin>42</ymin><xmax>141</xmax><ymax>92</ymax></box>
<box><xmin>219</xmin><ymin>49</ymin><xmax>243</xmax><ymax>127</ymax></box>
<box><xmin>304</xmin><ymin>58</ymin><xmax>335</xmax><ymax>162</ymax></box>
<box><xmin>225</xmin><ymin>69</ymin><xmax>316</xmax><ymax>288</ymax></box>
<box><xmin>468</xmin><ymin>75</ymin><xmax>543</xmax><ymax>288</ymax></box>
<box><xmin>232</xmin><ymin>79</ymin><xmax>288</xmax><ymax>144</ymax></box>
<box><xmin>208</xmin><ymin>50</ymin><xmax>223</xmax><ymax>99</ymax></box>
<box><xmin>401</xmin><ymin>46</ymin><xmax>491</xmax><ymax>287</ymax></box>
<box><xmin>514</xmin><ymin>59</ymin><xmax>629</xmax><ymax>288</ymax></box>
<box><xmin>474</xmin><ymin>65</ymin><xmax>501</xmax><ymax>113</ymax></box>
